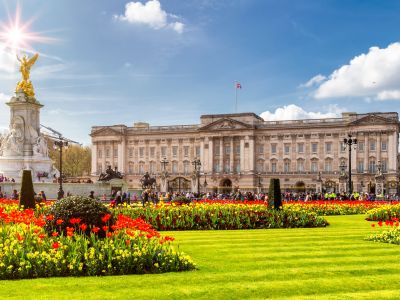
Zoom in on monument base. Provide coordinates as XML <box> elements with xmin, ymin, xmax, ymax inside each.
<box><xmin>0</xmin><ymin>155</ymin><xmax>55</xmax><ymax>183</ymax></box>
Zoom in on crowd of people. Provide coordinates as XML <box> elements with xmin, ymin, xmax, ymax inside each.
<box><xmin>0</xmin><ymin>175</ymin><xmax>15</xmax><ymax>183</ymax></box>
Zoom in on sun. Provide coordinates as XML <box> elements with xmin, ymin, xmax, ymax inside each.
<box><xmin>0</xmin><ymin>4</ymin><xmax>53</xmax><ymax>53</ymax></box>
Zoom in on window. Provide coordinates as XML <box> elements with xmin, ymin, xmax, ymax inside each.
<box><xmin>297</xmin><ymin>160</ymin><xmax>304</xmax><ymax>172</ymax></box>
<box><xmin>357</xmin><ymin>161</ymin><xmax>364</xmax><ymax>173</ymax></box>
<box><xmin>324</xmin><ymin>160</ymin><xmax>332</xmax><ymax>172</ymax></box>
<box><xmin>139</xmin><ymin>163</ymin><xmax>145</xmax><ymax>175</ymax></box>
<box><xmin>297</xmin><ymin>143</ymin><xmax>304</xmax><ymax>154</ymax></box>
<box><xmin>271</xmin><ymin>162</ymin><xmax>277</xmax><ymax>173</ymax></box>
<box><xmin>235</xmin><ymin>162</ymin><xmax>241</xmax><ymax>173</ymax></box>
<box><xmin>105</xmin><ymin>148</ymin><xmax>110</xmax><ymax>158</ymax></box>
<box><xmin>114</xmin><ymin>149</ymin><xmax>118</xmax><ymax>158</ymax></box>
<box><xmin>172</xmin><ymin>146</ymin><xmax>178</xmax><ymax>157</ymax></box>
<box><xmin>139</xmin><ymin>147</ymin><xmax>144</xmax><ymax>158</ymax></box>
<box><xmin>358</xmin><ymin>142</ymin><xmax>364</xmax><ymax>152</ymax></box>
<box><xmin>224</xmin><ymin>160</ymin><xmax>230</xmax><ymax>173</ymax></box>
<box><xmin>284</xmin><ymin>144</ymin><xmax>290</xmax><ymax>155</ymax></box>
<box><xmin>369</xmin><ymin>159</ymin><xmax>376</xmax><ymax>173</ymax></box>
<box><xmin>196</xmin><ymin>146</ymin><xmax>200</xmax><ymax>157</ymax></box>
<box><xmin>214</xmin><ymin>162</ymin><xmax>220</xmax><ymax>172</ymax></box>
<box><xmin>184</xmin><ymin>146</ymin><xmax>189</xmax><ymax>157</ymax></box>
<box><xmin>225</xmin><ymin>146</ymin><xmax>231</xmax><ymax>155</ymax></box>
<box><xmin>257</xmin><ymin>145</ymin><xmax>264</xmax><ymax>154</ymax></box>
<box><xmin>271</xmin><ymin>144</ymin><xmax>277</xmax><ymax>154</ymax></box>
<box><xmin>150</xmin><ymin>147</ymin><xmax>155</xmax><ymax>158</ymax></box>
<box><xmin>370</xmin><ymin>141</ymin><xmax>376</xmax><ymax>151</ymax></box>
<box><xmin>235</xmin><ymin>145</ymin><xmax>240</xmax><ymax>155</ymax></box>
<box><xmin>128</xmin><ymin>163</ymin><xmax>134</xmax><ymax>174</ymax></box>
<box><xmin>161</xmin><ymin>146</ymin><xmax>167</xmax><ymax>157</ymax></box>
<box><xmin>340</xmin><ymin>143</ymin><xmax>346</xmax><ymax>152</ymax></box>
<box><xmin>325</xmin><ymin>143</ymin><xmax>332</xmax><ymax>154</ymax></box>
<box><xmin>97</xmin><ymin>164</ymin><xmax>102</xmax><ymax>174</ymax></box>
<box><xmin>382</xmin><ymin>159</ymin><xmax>387</xmax><ymax>172</ymax></box>
<box><xmin>172</xmin><ymin>161</ymin><xmax>178</xmax><ymax>174</ymax></box>
<box><xmin>183</xmin><ymin>161</ymin><xmax>190</xmax><ymax>174</ymax></box>
<box><xmin>284</xmin><ymin>160</ymin><xmax>290</xmax><ymax>173</ymax></box>
<box><xmin>150</xmin><ymin>161</ymin><xmax>156</xmax><ymax>174</ymax></box>
<box><xmin>311</xmin><ymin>143</ymin><xmax>318</xmax><ymax>154</ymax></box>
<box><xmin>98</xmin><ymin>149</ymin><xmax>102</xmax><ymax>159</ymax></box>
<box><xmin>256</xmin><ymin>161</ymin><xmax>264</xmax><ymax>172</ymax></box>
<box><xmin>381</xmin><ymin>141</ymin><xmax>387</xmax><ymax>151</ymax></box>
<box><xmin>311</xmin><ymin>161</ymin><xmax>318</xmax><ymax>173</ymax></box>
<box><xmin>128</xmin><ymin>148</ymin><xmax>133</xmax><ymax>158</ymax></box>
<box><xmin>215</xmin><ymin>145</ymin><xmax>220</xmax><ymax>155</ymax></box>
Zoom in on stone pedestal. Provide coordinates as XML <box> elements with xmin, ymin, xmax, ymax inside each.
<box><xmin>0</xmin><ymin>92</ymin><xmax>55</xmax><ymax>182</ymax></box>
<box><xmin>191</xmin><ymin>171</ymin><xmax>200</xmax><ymax>193</ymax></box>
<box><xmin>160</xmin><ymin>171</ymin><xmax>169</xmax><ymax>193</ymax></box>
<box><xmin>375</xmin><ymin>174</ymin><xmax>385</xmax><ymax>198</ymax></box>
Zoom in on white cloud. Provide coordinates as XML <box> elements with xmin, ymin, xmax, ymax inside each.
<box><xmin>115</xmin><ymin>0</ymin><xmax>185</xmax><ymax>34</ymax></box>
<box><xmin>299</xmin><ymin>74</ymin><xmax>326</xmax><ymax>88</ymax></box>
<box><xmin>376</xmin><ymin>89</ymin><xmax>400</xmax><ymax>101</ymax></box>
<box><xmin>0</xmin><ymin>43</ymin><xmax>17</xmax><ymax>73</ymax></box>
<box><xmin>260</xmin><ymin>104</ymin><xmax>344</xmax><ymax>121</ymax></box>
<box><xmin>313</xmin><ymin>42</ymin><xmax>400</xmax><ymax>100</ymax></box>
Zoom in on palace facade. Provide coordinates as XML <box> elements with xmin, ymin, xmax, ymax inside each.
<box><xmin>90</xmin><ymin>112</ymin><xmax>400</xmax><ymax>194</ymax></box>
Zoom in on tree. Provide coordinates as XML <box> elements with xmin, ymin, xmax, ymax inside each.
<box><xmin>19</xmin><ymin>170</ymin><xmax>35</xmax><ymax>209</ymax></box>
<box><xmin>268</xmin><ymin>178</ymin><xmax>282</xmax><ymax>210</ymax></box>
<box><xmin>49</xmin><ymin>144</ymin><xmax>91</xmax><ymax>177</ymax></box>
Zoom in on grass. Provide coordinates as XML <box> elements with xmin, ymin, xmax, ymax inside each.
<box><xmin>1</xmin><ymin>215</ymin><xmax>400</xmax><ymax>299</ymax></box>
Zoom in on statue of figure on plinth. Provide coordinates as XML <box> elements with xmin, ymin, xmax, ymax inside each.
<box><xmin>0</xmin><ymin>119</ymin><xmax>24</xmax><ymax>156</ymax></box>
<box><xmin>140</xmin><ymin>172</ymin><xmax>156</xmax><ymax>189</ymax></box>
<box><xmin>15</xmin><ymin>53</ymin><xmax>39</xmax><ymax>99</ymax></box>
<box><xmin>98</xmin><ymin>166</ymin><xmax>123</xmax><ymax>181</ymax></box>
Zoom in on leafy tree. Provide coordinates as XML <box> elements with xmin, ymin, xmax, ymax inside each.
<box><xmin>49</xmin><ymin>144</ymin><xmax>91</xmax><ymax>177</ymax></box>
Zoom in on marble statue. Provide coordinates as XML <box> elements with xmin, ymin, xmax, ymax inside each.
<box><xmin>1</xmin><ymin>120</ymin><xmax>24</xmax><ymax>156</ymax></box>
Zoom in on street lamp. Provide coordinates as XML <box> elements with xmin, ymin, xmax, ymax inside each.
<box><xmin>203</xmin><ymin>172</ymin><xmax>208</xmax><ymax>192</ymax></box>
<box><xmin>160</xmin><ymin>157</ymin><xmax>169</xmax><ymax>172</ymax></box>
<box><xmin>343</xmin><ymin>134</ymin><xmax>357</xmax><ymax>194</ymax></box>
<box><xmin>53</xmin><ymin>140</ymin><xmax>68</xmax><ymax>200</ymax></box>
<box><xmin>257</xmin><ymin>172</ymin><xmax>262</xmax><ymax>193</ymax></box>
<box><xmin>192</xmin><ymin>158</ymin><xmax>201</xmax><ymax>194</ymax></box>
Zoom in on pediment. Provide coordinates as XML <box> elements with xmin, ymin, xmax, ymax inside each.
<box><xmin>90</xmin><ymin>127</ymin><xmax>123</xmax><ymax>137</ymax></box>
<box><xmin>350</xmin><ymin>114</ymin><xmax>398</xmax><ymax>126</ymax></box>
<box><xmin>199</xmin><ymin>118</ymin><xmax>253</xmax><ymax>131</ymax></box>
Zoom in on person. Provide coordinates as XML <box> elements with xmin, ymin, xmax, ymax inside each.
<box><xmin>89</xmin><ymin>191</ymin><xmax>95</xmax><ymax>199</ymax></box>
<box><xmin>40</xmin><ymin>190</ymin><xmax>47</xmax><ymax>202</ymax></box>
<box><xmin>11</xmin><ymin>189</ymin><xmax>18</xmax><ymax>200</ymax></box>
<box><xmin>115</xmin><ymin>191</ymin><xmax>122</xmax><ymax>206</ymax></box>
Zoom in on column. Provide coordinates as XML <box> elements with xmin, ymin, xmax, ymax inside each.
<box><xmin>351</xmin><ymin>136</ymin><xmax>357</xmax><ymax>173</ymax></box>
<box><xmin>200</xmin><ymin>138</ymin><xmax>205</xmax><ymax>168</ymax></box>
<box><xmin>102</xmin><ymin>143</ymin><xmax>106</xmax><ymax>171</ymax></box>
<box><xmin>230</xmin><ymin>137</ymin><xmax>234</xmax><ymax>173</ymax></box>
<box><xmin>110</xmin><ymin>141</ymin><xmax>115</xmax><ymax>168</ymax></box>
<box><xmin>249</xmin><ymin>136</ymin><xmax>255</xmax><ymax>172</ymax></box>
<box><xmin>240</xmin><ymin>138</ymin><xmax>245</xmax><ymax>173</ymax></box>
<box><xmin>364</xmin><ymin>134</ymin><xmax>369</xmax><ymax>173</ymax></box>
<box><xmin>208</xmin><ymin>137</ymin><xmax>213</xmax><ymax>173</ymax></box>
<box><xmin>91</xmin><ymin>143</ymin><xmax>97</xmax><ymax>175</ymax></box>
<box><xmin>388</xmin><ymin>131</ymin><xmax>397</xmax><ymax>172</ymax></box>
<box><xmin>219</xmin><ymin>138</ymin><xmax>223</xmax><ymax>173</ymax></box>
<box><xmin>376</xmin><ymin>133</ymin><xmax>381</xmax><ymax>162</ymax></box>
<box><xmin>118</xmin><ymin>138</ymin><xmax>126</xmax><ymax>173</ymax></box>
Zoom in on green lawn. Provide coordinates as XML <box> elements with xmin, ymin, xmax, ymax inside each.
<box><xmin>1</xmin><ymin>215</ymin><xmax>399</xmax><ymax>299</ymax></box>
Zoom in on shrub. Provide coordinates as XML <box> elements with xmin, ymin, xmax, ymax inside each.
<box><xmin>19</xmin><ymin>170</ymin><xmax>35</xmax><ymax>209</ymax></box>
<box><xmin>171</xmin><ymin>196</ymin><xmax>191</xmax><ymax>205</ymax></box>
<box><xmin>268</xmin><ymin>178</ymin><xmax>282</xmax><ymax>210</ymax></box>
<box><xmin>45</xmin><ymin>196</ymin><xmax>115</xmax><ymax>238</ymax></box>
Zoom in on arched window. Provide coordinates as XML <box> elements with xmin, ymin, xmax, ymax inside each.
<box><xmin>172</xmin><ymin>161</ymin><xmax>178</xmax><ymax>174</ymax></box>
<box><xmin>139</xmin><ymin>162</ymin><xmax>145</xmax><ymax>175</ymax></box>
<box><xmin>183</xmin><ymin>161</ymin><xmax>190</xmax><ymax>175</ymax></box>
<box><xmin>284</xmin><ymin>159</ymin><xmax>290</xmax><ymax>173</ymax></box>
<box><xmin>149</xmin><ymin>161</ymin><xmax>156</xmax><ymax>174</ymax></box>
<box><xmin>256</xmin><ymin>159</ymin><xmax>264</xmax><ymax>173</ymax></box>
<box><xmin>128</xmin><ymin>162</ymin><xmax>134</xmax><ymax>174</ymax></box>
<box><xmin>297</xmin><ymin>159</ymin><xmax>304</xmax><ymax>172</ymax></box>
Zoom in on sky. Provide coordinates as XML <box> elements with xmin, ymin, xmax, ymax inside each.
<box><xmin>1</xmin><ymin>0</ymin><xmax>400</xmax><ymax>144</ymax></box>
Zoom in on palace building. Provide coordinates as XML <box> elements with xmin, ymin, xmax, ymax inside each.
<box><xmin>90</xmin><ymin>112</ymin><xmax>400</xmax><ymax>194</ymax></box>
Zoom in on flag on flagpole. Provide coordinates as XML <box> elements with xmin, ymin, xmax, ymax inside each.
<box><xmin>236</xmin><ymin>82</ymin><xmax>242</xmax><ymax>89</ymax></box>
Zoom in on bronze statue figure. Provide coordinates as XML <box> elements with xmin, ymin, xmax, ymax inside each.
<box><xmin>140</xmin><ymin>172</ymin><xmax>156</xmax><ymax>189</ymax></box>
<box><xmin>98</xmin><ymin>166</ymin><xmax>123</xmax><ymax>181</ymax></box>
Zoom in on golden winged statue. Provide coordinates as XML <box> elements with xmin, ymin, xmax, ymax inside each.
<box><xmin>15</xmin><ymin>53</ymin><xmax>39</xmax><ymax>98</ymax></box>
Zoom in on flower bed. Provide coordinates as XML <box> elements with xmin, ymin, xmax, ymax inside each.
<box><xmin>116</xmin><ymin>203</ymin><xmax>329</xmax><ymax>230</ymax></box>
<box><xmin>366</xmin><ymin>204</ymin><xmax>400</xmax><ymax>221</ymax></box>
<box><xmin>0</xmin><ymin>206</ymin><xmax>195</xmax><ymax>279</ymax></box>
<box><xmin>366</xmin><ymin>218</ymin><xmax>400</xmax><ymax>245</ymax></box>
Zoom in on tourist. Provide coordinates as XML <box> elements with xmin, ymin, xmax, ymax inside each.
<box><xmin>40</xmin><ymin>190</ymin><xmax>47</xmax><ymax>202</ymax></box>
<box><xmin>11</xmin><ymin>189</ymin><xmax>18</xmax><ymax>200</ymax></box>
<box><xmin>115</xmin><ymin>191</ymin><xmax>122</xmax><ymax>206</ymax></box>
<box><xmin>89</xmin><ymin>191</ymin><xmax>95</xmax><ymax>199</ymax></box>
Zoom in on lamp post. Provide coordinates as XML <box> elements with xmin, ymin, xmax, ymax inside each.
<box><xmin>160</xmin><ymin>157</ymin><xmax>169</xmax><ymax>172</ymax></box>
<box><xmin>343</xmin><ymin>134</ymin><xmax>357</xmax><ymax>194</ymax></box>
<box><xmin>257</xmin><ymin>172</ymin><xmax>262</xmax><ymax>193</ymax></box>
<box><xmin>192</xmin><ymin>158</ymin><xmax>201</xmax><ymax>194</ymax></box>
<box><xmin>203</xmin><ymin>172</ymin><xmax>208</xmax><ymax>193</ymax></box>
<box><xmin>53</xmin><ymin>140</ymin><xmax>68</xmax><ymax>200</ymax></box>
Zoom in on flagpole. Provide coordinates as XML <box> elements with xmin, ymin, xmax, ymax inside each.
<box><xmin>235</xmin><ymin>81</ymin><xmax>238</xmax><ymax>113</ymax></box>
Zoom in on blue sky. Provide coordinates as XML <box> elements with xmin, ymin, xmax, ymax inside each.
<box><xmin>1</xmin><ymin>0</ymin><xmax>400</xmax><ymax>144</ymax></box>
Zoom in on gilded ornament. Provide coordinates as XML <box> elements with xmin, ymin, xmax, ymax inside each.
<box><xmin>15</xmin><ymin>53</ymin><xmax>39</xmax><ymax>99</ymax></box>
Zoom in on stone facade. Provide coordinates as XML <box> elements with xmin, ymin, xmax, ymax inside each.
<box><xmin>91</xmin><ymin>112</ymin><xmax>400</xmax><ymax>194</ymax></box>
